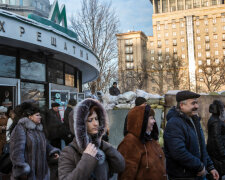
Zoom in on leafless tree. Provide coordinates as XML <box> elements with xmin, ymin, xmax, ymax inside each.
<box><xmin>148</xmin><ymin>54</ymin><xmax>188</xmax><ymax>95</ymax></box>
<box><xmin>70</xmin><ymin>0</ymin><xmax>119</xmax><ymax>93</ymax></box>
<box><xmin>119</xmin><ymin>60</ymin><xmax>148</xmax><ymax>92</ymax></box>
<box><xmin>197</xmin><ymin>58</ymin><xmax>225</xmax><ymax>92</ymax></box>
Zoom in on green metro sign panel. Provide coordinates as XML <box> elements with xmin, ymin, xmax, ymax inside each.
<box><xmin>28</xmin><ymin>0</ymin><xmax>78</xmax><ymax>40</ymax></box>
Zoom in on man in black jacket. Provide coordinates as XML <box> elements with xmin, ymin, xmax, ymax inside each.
<box><xmin>207</xmin><ymin>100</ymin><xmax>225</xmax><ymax>179</ymax></box>
<box><xmin>164</xmin><ymin>90</ymin><xmax>219</xmax><ymax>180</ymax></box>
<box><xmin>109</xmin><ymin>82</ymin><xmax>120</xmax><ymax>96</ymax></box>
<box><xmin>46</xmin><ymin>103</ymin><xmax>68</xmax><ymax>149</ymax></box>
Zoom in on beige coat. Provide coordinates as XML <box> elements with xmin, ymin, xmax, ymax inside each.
<box><xmin>59</xmin><ymin>140</ymin><xmax>125</xmax><ymax>180</ymax></box>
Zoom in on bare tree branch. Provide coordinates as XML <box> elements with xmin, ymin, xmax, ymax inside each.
<box><xmin>70</xmin><ymin>0</ymin><xmax>119</xmax><ymax>92</ymax></box>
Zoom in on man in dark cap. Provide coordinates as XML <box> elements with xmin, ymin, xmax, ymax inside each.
<box><xmin>164</xmin><ymin>90</ymin><xmax>219</xmax><ymax>180</ymax></box>
<box><xmin>46</xmin><ymin>102</ymin><xmax>64</xmax><ymax>149</ymax></box>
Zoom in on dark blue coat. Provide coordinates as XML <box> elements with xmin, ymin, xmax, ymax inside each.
<box><xmin>164</xmin><ymin>107</ymin><xmax>214</xmax><ymax>179</ymax></box>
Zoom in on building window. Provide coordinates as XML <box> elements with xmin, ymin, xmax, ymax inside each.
<box><xmin>206</xmin><ymin>52</ymin><xmax>210</xmax><ymax>58</ymax></box>
<box><xmin>126</xmin><ymin>55</ymin><xmax>133</xmax><ymax>62</ymax></box>
<box><xmin>157</xmin><ymin>41</ymin><xmax>162</xmax><ymax>48</ymax></box>
<box><xmin>205</xmin><ymin>43</ymin><xmax>210</xmax><ymax>50</ymax></box>
<box><xmin>223</xmin><ymin>50</ymin><xmax>225</xmax><ymax>55</ymax></box>
<box><xmin>21</xmin><ymin>82</ymin><xmax>45</xmax><ymax>108</ymax></box>
<box><xmin>214</xmin><ymin>43</ymin><xmax>218</xmax><ymax>47</ymax></box>
<box><xmin>164</xmin><ymin>23</ymin><xmax>168</xmax><ymax>29</ymax></box>
<box><xmin>151</xmin><ymin>56</ymin><xmax>155</xmax><ymax>61</ymax></box>
<box><xmin>21</xmin><ymin>59</ymin><xmax>46</xmax><ymax>81</ymax></box>
<box><xmin>207</xmin><ymin>59</ymin><xmax>211</xmax><ymax>65</ymax></box>
<box><xmin>215</xmin><ymin>59</ymin><xmax>219</xmax><ymax>63</ymax></box>
<box><xmin>151</xmin><ymin>50</ymin><xmax>155</xmax><ymax>54</ymax></box>
<box><xmin>197</xmin><ymin>36</ymin><xmax>201</xmax><ymax>41</ymax></box>
<box><xmin>181</xmin><ymin>38</ymin><xmax>185</xmax><ymax>43</ymax></box>
<box><xmin>150</xmin><ymin>41</ymin><xmax>154</xmax><ymax>46</ymax></box>
<box><xmin>180</xmin><ymin>22</ymin><xmax>184</xmax><ymax>28</ymax></box>
<box><xmin>126</xmin><ymin>62</ymin><xmax>134</xmax><ymax>69</ymax></box>
<box><xmin>199</xmin><ymin>68</ymin><xmax>202</xmax><ymax>73</ymax></box>
<box><xmin>165</xmin><ymin>32</ymin><xmax>169</xmax><ymax>37</ymax></box>
<box><xmin>196</xmin><ymin>20</ymin><xmax>200</xmax><ymax>26</ymax></box>
<box><xmin>216</xmin><ymin>67</ymin><xmax>219</xmax><ymax>71</ymax></box>
<box><xmin>205</xmin><ymin>28</ymin><xmax>209</xmax><ymax>33</ymax></box>
<box><xmin>157</xmin><ymin>24</ymin><xmax>161</xmax><ymax>31</ymax></box>
<box><xmin>198</xmin><ymin>60</ymin><xmax>202</xmax><ymax>65</ymax></box>
<box><xmin>213</xmin><ymin>35</ymin><xmax>218</xmax><ymax>40</ymax></box>
<box><xmin>222</xmin><ymin>17</ymin><xmax>225</xmax><ymax>23</ymax></box>
<box><xmin>157</xmin><ymin>34</ymin><xmax>161</xmax><ymax>38</ymax></box>
<box><xmin>165</xmin><ymin>40</ymin><xmax>169</xmax><ymax>45</ymax></box>
<box><xmin>180</xmin><ymin>31</ymin><xmax>185</xmax><ymax>35</ymax></box>
<box><xmin>198</xmin><ymin>52</ymin><xmax>202</xmax><ymax>57</ymax></box>
<box><xmin>182</xmin><ymin>54</ymin><xmax>185</xmax><ymax>59</ymax></box>
<box><xmin>205</xmin><ymin>36</ymin><xmax>210</xmax><ymax>42</ymax></box>
<box><xmin>215</xmin><ymin>51</ymin><xmax>219</xmax><ymax>55</ymax></box>
<box><xmin>125</xmin><ymin>46</ymin><xmax>133</xmax><ymax>53</ymax></box>
<box><xmin>0</xmin><ymin>54</ymin><xmax>16</xmax><ymax>78</ymax></box>
<box><xmin>213</xmin><ymin>18</ymin><xmax>216</xmax><ymax>24</ymax></box>
<box><xmin>125</xmin><ymin>39</ymin><xmax>133</xmax><ymax>45</ymax></box>
<box><xmin>223</xmin><ymin>34</ymin><xmax>225</xmax><ymax>40</ymax></box>
<box><xmin>200</xmin><ymin>78</ymin><xmax>204</xmax><ymax>82</ymax></box>
<box><xmin>166</xmin><ymin>48</ymin><xmax>170</xmax><ymax>52</ymax></box>
<box><xmin>172</xmin><ymin>23</ymin><xmax>176</xmax><ymax>29</ymax></box>
<box><xmin>48</xmin><ymin>59</ymin><xmax>64</xmax><ymax>85</ymax></box>
<box><xmin>213</xmin><ymin>27</ymin><xmax>217</xmax><ymax>33</ymax></box>
<box><xmin>65</xmin><ymin>64</ymin><xmax>75</xmax><ymax>87</ymax></box>
<box><xmin>173</xmin><ymin>32</ymin><xmax>177</xmax><ymax>36</ymax></box>
<box><xmin>182</xmin><ymin>46</ymin><xmax>185</xmax><ymax>51</ymax></box>
<box><xmin>197</xmin><ymin>45</ymin><xmax>201</xmax><ymax>49</ymax></box>
<box><xmin>196</xmin><ymin>29</ymin><xmax>200</xmax><ymax>34</ymax></box>
<box><xmin>166</xmin><ymin>55</ymin><xmax>170</xmax><ymax>60</ymax></box>
<box><xmin>223</xmin><ymin>26</ymin><xmax>225</xmax><ymax>30</ymax></box>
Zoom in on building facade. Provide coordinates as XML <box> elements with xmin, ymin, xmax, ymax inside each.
<box><xmin>0</xmin><ymin>1</ymin><xmax>99</xmax><ymax>112</ymax></box>
<box><xmin>117</xmin><ymin>0</ymin><xmax>225</xmax><ymax>94</ymax></box>
<box><xmin>0</xmin><ymin>0</ymin><xmax>50</xmax><ymax>18</ymax></box>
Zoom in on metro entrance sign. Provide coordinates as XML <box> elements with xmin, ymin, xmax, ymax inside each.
<box><xmin>28</xmin><ymin>0</ymin><xmax>78</xmax><ymax>40</ymax></box>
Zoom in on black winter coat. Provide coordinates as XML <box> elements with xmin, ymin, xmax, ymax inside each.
<box><xmin>207</xmin><ymin>115</ymin><xmax>225</xmax><ymax>175</ymax></box>
<box><xmin>10</xmin><ymin>117</ymin><xmax>59</xmax><ymax>180</ymax></box>
<box><xmin>164</xmin><ymin>107</ymin><xmax>214</xmax><ymax>179</ymax></box>
<box><xmin>109</xmin><ymin>86</ymin><xmax>120</xmax><ymax>96</ymax></box>
<box><xmin>46</xmin><ymin>109</ymin><xmax>70</xmax><ymax>141</ymax></box>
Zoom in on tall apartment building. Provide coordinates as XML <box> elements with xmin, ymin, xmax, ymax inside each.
<box><xmin>117</xmin><ymin>0</ymin><xmax>225</xmax><ymax>94</ymax></box>
<box><xmin>0</xmin><ymin>0</ymin><xmax>50</xmax><ymax>18</ymax></box>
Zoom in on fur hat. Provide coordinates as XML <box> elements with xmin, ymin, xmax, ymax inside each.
<box><xmin>209</xmin><ymin>100</ymin><xmax>225</xmax><ymax>119</ymax></box>
<box><xmin>176</xmin><ymin>90</ymin><xmax>200</xmax><ymax>102</ymax></box>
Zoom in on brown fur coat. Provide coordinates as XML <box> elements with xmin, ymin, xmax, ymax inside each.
<box><xmin>118</xmin><ymin>105</ymin><xmax>167</xmax><ymax>180</ymax></box>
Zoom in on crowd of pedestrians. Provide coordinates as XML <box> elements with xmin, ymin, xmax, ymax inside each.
<box><xmin>0</xmin><ymin>89</ymin><xmax>224</xmax><ymax>180</ymax></box>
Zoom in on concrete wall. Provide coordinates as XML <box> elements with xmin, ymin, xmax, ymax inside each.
<box><xmin>107</xmin><ymin>108</ymin><xmax>163</xmax><ymax>148</ymax></box>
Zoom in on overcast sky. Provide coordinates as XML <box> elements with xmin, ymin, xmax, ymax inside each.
<box><xmin>49</xmin><ymin>0</ymin><xmax>153</xmax><ymax>36</ymax></box>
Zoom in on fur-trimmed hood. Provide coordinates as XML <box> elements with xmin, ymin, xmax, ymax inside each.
<box><xmin>127</xmin><ymin>105</ymin><xmax>158</xmax><ymax>143</ymax></box>
<box><xmin>73</xmin><ymin>98</ymin><xmax>108</xmax><ymax>152</ymax></box>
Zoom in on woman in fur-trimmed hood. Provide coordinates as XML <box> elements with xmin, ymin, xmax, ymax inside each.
<box><xmin>118</xmin><ymin>105</ymin><xmax>166</xmax><ymax>180</ymax></box>
<box><xmin>58</xmin><ymin>98</ymin><xmax>125</xmax><ymax>180</ymax></box>
<box><xmin>10</xmin><ymin>102</ymin><xmax>60</xmax><ymax>180</ymax></box>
